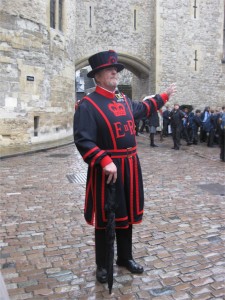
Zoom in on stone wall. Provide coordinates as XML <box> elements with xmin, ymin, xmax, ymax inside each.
<box><xmin>155</xmin><ymin>0</ymin><xmax>225</xmax><ymax>110</ymax></box>
<box><xmin>74</xmin><ymin>0</ymin><xmax>155</xmax><ymax>100</ymax></box>
<box><xmin>0</xmin><ymin>0</ymin><xmax>76</xmax><ymax>149</ymax></box>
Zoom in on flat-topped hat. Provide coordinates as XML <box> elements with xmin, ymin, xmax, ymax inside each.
<box><xmin>87</xmin><ymin>50</ymin><xmax>124</xmax><ymax>78</ymax></box>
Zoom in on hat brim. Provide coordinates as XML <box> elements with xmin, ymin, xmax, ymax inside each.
<box><xmin>87</xmin><ymin>63</ymin><xmax>124</xmax><ymax>78</ymax></box>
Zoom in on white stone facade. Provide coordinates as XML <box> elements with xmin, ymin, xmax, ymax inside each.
<box><xmin>0</xmin><ymin>0</ymin><xmax>224</xmax><ymax>150</ymax></box>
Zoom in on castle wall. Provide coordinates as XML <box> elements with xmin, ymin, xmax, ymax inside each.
<box><xmin>155</xmin><ymin>0</ymin><xmax>225</xmax><ymax>110</ymax></box>
<box><xmin>0</xmin><ymin>0</ymin><xmax>76</xmax><ymax>149</ymax></box>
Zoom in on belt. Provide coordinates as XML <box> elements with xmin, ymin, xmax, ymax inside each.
<box><xmin>107</xmin><ymin>146</ymin><xmax>137</xmax><ymax>158</ymax></box>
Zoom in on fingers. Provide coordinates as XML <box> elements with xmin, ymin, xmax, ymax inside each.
<box><xmin>106</xmin><ymin>172</ymin><xmax>117</xmax><ymax>184</ymax></box>
<box><xmin>106</xmin><ymin>173</ymin><xmax>113</xmax><ymax>184</ymax></box>
<box><xmin>166</xmin><ymin>82</ymin><xmax>177</xmax><ymax>98</ymax></box>
<box><xmin>103</xmin><ymin>162</ymin><xmax>117</xmax><ymax>184</ymax></box>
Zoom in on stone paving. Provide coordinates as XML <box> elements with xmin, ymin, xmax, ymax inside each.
<box><xmin>0</xmin><ymin>134</ymin><xmax>225</xmax><ymax>300</ymax></box>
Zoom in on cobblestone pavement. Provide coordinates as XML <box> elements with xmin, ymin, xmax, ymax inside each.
<box><xmin>1</xmin><ymin>134</ymin><xmax>225</xmax><ymax>300</ymax></box>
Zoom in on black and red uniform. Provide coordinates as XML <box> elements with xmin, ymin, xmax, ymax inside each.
<box><xmin>73</xmin><ymin>85</ymin><xmax>168</xmax><ymax>229</ymax></box>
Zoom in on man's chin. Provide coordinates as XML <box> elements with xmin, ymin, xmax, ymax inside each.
<box><xmin>109</xmin><ymin>81</ymin><xmax>118</xmax><ymax>89</ymax></box>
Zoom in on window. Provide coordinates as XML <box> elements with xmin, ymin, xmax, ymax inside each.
<box><xmin>34</xmin><ymin>116</ymin><xmax>40</xmax><ymax>137</ymax></box>
<box><xmin>58</xmin><ymin>0</ymin><xmax>63</xmax><ymax>31</ymax></box>
<box><xmin>50</xmin><ymin>0</ymin><xmax>56</xmax><ymax>29</ymax></box>
<box><xmin>50</xmin><ymin>0</ymin><xmax>63</xmax><ymax>32</ymax></box>
<box><xmin>134</xmin><ymin>9</ymin><xmax>137</xmax><ymax>31</ymax></box>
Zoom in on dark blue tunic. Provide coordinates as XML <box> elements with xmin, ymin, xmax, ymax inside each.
<box><xmin>74</xmin><ymin>86</ymin><xmax>168</xmax><ymax>229</ymax></box>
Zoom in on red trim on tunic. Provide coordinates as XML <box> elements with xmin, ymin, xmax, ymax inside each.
<box><xmin>121</xmin><ymin>158</ymin><xmax>125</xmax><ymax>185</ymax></box>
<box><xmin>130</xmin><ymin>220</ymin><xmax>142</xmax><ymax>225</ymax></box>
<box><xmin>94</xmin><ymin>169</ymin><xmax>97</xmax><ymax>227</ymax></box>
<box><xmin>128</xmin><ymin>158</ymin><xmax>134</xmax><ymax>223</ymax></box>
<box><xmin>101</xmin><ymin>171</ymin><xmax>107</xmax><ymax>222</ymax></box>
<box><xmin>109</xmin><ymin>146</ymin><xmax>136</xmax><ymax>153</ymax></box>
<box><xmin>92</xmin><ymin>150</ymin><xmax>105</xmax><ymax>165</ymax></box>
<box><xmin>134</xmin><ymin>155</ymin><xmax>140</xmax><ymax>214</ymax></box>
<box><xmin>123</xmin><ymin>95</ymin><xmax>135</xmax><ymax>124</ymax></box>
<box><xmin>85</xmin><ymin>176</ymin><xmax>92</xmax><ymax>213</ymax></box>
<box><xmin>85</xmin><ymin>151</ymin><xmax>104</xmax><ymax>225</ymax></box>
<box><xmin>150</xmin><ymin>98</ymin><xmax>158</xmax><ymax>111</ymax></box>
<box><xmin>83</xmin><ymin>146</ymin><xmax>98</xmax><ymax>160</ymax></box>
<box><xmin>116</xmin><ymin>216</ymin><xmax>128</xmax><ymax>221</ymax></box>
<box><xmin>84</xmin><ymin>96</ymin><xmax>117</xmax><ymax>149</ymax></box>
<box><xmin>95</xmin><ymin>224</ymin><xmax>130</xmax><ymax>230</ymax></box>
<box><xmin>143</xmin><ymin>101</ymin><xmax>151</xmax><ymax>117</ymax></box>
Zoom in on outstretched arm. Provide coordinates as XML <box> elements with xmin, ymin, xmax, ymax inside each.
<box><xmin>131</xmin><ymin>83</ymin><xmax>177</xmax><ymax>120</ymax></box>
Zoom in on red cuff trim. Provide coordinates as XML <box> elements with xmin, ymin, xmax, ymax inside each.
<box><xmin>100</xmin><ymin>156</ymin><xmax>113</xmax><ymax>168</ymax></box>
<box><xmin>160</xmin><ymin>93</ymin><xmax>169</xmax><ymax>104</ymax></box>
<box><xmin>150</xmin><ymin>98</ymin><xmax>158</xmax><ymax>111</ymax></box>
<box><xmin>143</xmin><ymin>101</ymin><xmax>151</xmax><ymax>117</ymax></box>
<box><xmin>83</xmin><ymin>146</ymin><xmax>98</xmax><ymax>160</ymax></box>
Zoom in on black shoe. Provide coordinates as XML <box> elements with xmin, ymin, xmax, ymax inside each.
<box><xmin>96</xmin><ymin>266</ymin><xmax>107</xmax><ymax>283</ymax></box>
<box><xmin>150</xmin><ymin>144</ymin><xmax>158</xmax><ymax>147</ymax></box>
<box><xmin>116</xmin><ymin>259</ymin><xmax>144</xmax><ymax>274</ymax></box>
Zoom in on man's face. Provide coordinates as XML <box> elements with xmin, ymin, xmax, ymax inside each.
<box><xmin>174</xmin><ymin>104</ymin><xmax>179</xmax><ymax>110</ymax></box>
<box><xmin>95</xmin><ymin>67</ymin><xmax>119</xmax><ymax>91</ymax></box>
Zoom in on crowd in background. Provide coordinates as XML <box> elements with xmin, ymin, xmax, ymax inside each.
<box><xmin>135</xmin><ymin>104</ymin><xmax>225</xmax><ymax>162</ymax></box>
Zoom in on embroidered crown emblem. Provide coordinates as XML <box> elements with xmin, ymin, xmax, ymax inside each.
<box><xmin>108</xmin><ymin>101</ymin><xmax>126</xmax><ymax>117</ymax></box>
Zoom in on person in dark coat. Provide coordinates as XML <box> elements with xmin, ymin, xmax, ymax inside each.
<box><xmin>148</xmin><ymin>110</ymin><xmax>160</xmax><ymax>147</ymax></box>
<box><xmin>169</xmin><ymin>104</ymin><xmax>185</xmax><ymax>150</ymax></box>
<box><xmin>200</xmin><ymin>106</ymin><xmax>210</xmax><ymax>142</ymax></box>
<box><xmin>191</xmin><ymin>109</ymin><xmax>201</xmax><ymax>145</ymax></box>
<box><xmin>73</xmin><ymin>50</ymin><xmax>177</xmax><ymax>284</ymax></box>
<box><xmin>207</xmin><ymin>110</ymin><xmax>218</xmax><ymax>147</ymax></box>
<box><xmin>181</xmin><ymin>107</ymin><xmax>192</xmax><ymax>145</ymax></box>
<box><xmin>218</xmin><ymin>106</ymin><xmax>225</xmax><ymax>161</ymax></box>
<box><xmin>162</xmin><ymin>105</ymin><xmax>171</xmax><ymax>136</ymax></box>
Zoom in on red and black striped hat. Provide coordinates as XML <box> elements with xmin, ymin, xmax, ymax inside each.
<box><xmin>87</xmin><ymin>50</ymin><xmax>124</xmax><ymax>78</ymax></box>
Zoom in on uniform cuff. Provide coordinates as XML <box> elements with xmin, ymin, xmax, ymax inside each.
<box><xmin>100</xmin><ymin>156</ymin><xmax>113</xmax><ymax>168</ymax></box>
<box><xmin>160</xmin><ymin>93</ymin><xmax>169</xmax><ymax>104</ymax></box>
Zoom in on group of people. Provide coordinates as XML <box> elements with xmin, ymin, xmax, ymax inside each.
<box><xmin>136</xmin><ymin>103</ymin><xmax>225</xmax><ymax>162</ymax></box>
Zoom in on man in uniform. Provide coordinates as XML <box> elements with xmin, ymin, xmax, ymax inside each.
<box><xmin>74</xmin><ymin>50</ymin><xmax>176</xmax><ymax>283</ymax></box>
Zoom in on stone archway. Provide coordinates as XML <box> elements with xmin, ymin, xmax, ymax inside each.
<box><xmin>75</xmin><ymin>52</ymin><xmax>151</xmax><ymax>100</ymax></box>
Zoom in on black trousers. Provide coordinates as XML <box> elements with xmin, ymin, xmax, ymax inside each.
<box><xmin>172</xmin><ymin>125</ymin><xmax>181</xmax><ymax>149</ymax></box>
<box><xmin>220</xmin><ymin>129</ymin><xmax>225</xmax><ymax>161</ymax></box>
<box><xmin>95</xmin><ymin>225</ymin><xmax>133</xmax><ymax>267</ymax></box>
